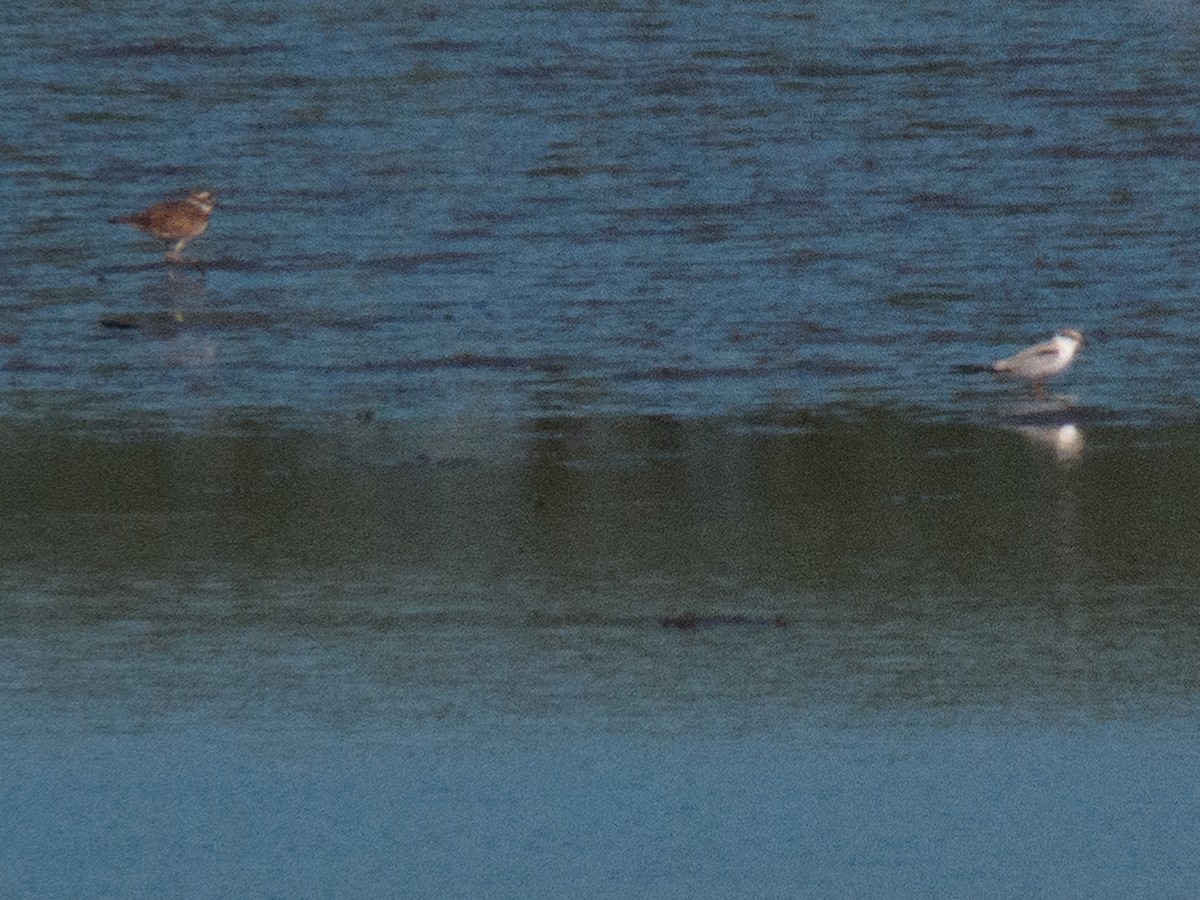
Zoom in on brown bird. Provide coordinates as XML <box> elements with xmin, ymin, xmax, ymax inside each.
<box><xmin>109</xmin><ymin>189</ymin><xmax>215</xmax><ymax>262</ymax></box>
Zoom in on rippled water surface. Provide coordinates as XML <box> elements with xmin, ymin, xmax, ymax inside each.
<box><xmin>5</xmin><ymin>0</ymin><xmax>1200</xmax><ymax>428</ymax></box>
<box><xmin>5</xmin><ymin>1</ymin><xmax>1200</xmax><ymax>897</ymax></box>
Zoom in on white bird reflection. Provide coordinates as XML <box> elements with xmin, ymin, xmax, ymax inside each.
<box><xmin>1016</xmin><ymin>423</ymin><xmax>1085</xmax><ymax>463</ymax></box>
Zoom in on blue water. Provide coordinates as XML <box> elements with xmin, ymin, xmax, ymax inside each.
<box><xmin>5</xmin><ymin>724</ymin><xmax>1199</xmax><ymax>899</ymax></box>
<box><xmin>5</xmin><ymin>1</ymin><xmax>1200</xmax><ymax>896</ymax></box>
<box><xmin>3</xmin><ymin>1</ymin><xmax>1200</xmax><ymax>431</ymax></box>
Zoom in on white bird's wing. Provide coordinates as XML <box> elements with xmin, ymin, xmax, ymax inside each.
<box><xmin>992</xmin><ymin>340</ymin><xmax>1057</xmax><ymax>372</ymax></box>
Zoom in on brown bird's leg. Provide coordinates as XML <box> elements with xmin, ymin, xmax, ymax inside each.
<box><xmin>166</xmin><ymin>239</ymin><xmax>188</xmax><ymax>263</ymax></box>
<box><xmin>1033</xmin><ymin>381</ymin><xmax>1045</xmax><ymax>399</ymax></box>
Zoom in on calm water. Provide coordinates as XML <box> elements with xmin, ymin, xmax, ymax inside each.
<box><xmin>4</xmin><ymin>0</ymin><xmax>1200</xmax><ymax>896</ymax></box>
<box><xmin>3</xmin><ymin>418</ymin><xmax>1200</xmax><ymax>896</ymax></box>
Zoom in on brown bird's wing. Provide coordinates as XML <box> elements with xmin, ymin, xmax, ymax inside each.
<box><xmin>137</xmin><ymin>201</ymin><xmax>191</xmax><ymax>231</ymax></box>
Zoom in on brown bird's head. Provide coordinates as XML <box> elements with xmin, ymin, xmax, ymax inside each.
<box><xmin>186</xmin><ymin>190</ymin><xmax>216</xmax><ymax>213</ymax></box>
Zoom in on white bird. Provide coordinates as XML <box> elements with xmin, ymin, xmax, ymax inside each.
<box><xmin>992</xmin><ymin>328</ymin><xmax>1085</xmax><ymax>392</ymax></box>
<box><xmin>959</xmin><ymin>329</ymin><xmax>1085</xmax><ymax>397</ymax></box>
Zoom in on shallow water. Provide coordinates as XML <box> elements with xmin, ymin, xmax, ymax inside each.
<box><xmin>3</xmin><ymin>1</ymin><xmax>1200</xmax><ymax>429</ymax></box>
<box><xmin>4</xmin><ymin>0</ymin><xmax>1200</xmax><ymax>896</ymax></box>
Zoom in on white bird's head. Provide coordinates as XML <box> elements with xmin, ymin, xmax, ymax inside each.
<box><xmin>1055</xmin><ymin>328</ymin><xmax>1085</xmax><ymax>348</ymax></box>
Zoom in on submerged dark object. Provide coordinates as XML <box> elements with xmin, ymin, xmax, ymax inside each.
<box><xmin>661</xmin><ymin>612</ymin><xmax>789</xmax><ymax>630</ymax></box>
